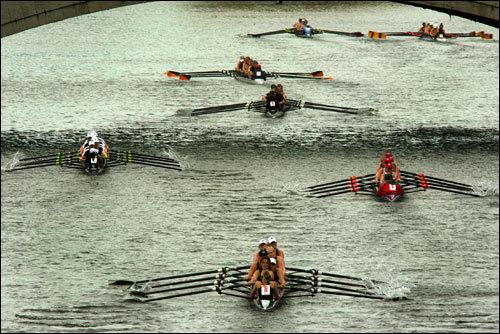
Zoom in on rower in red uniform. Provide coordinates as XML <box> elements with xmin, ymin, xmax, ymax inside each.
<box><xmin>379</xmin><ymin>162</ymin><xmax>401</xmax><ymax>185</ymax></box>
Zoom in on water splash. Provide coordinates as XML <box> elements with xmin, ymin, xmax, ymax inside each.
<box><xmin>1</xmin><ymin>151</ymin><xmax>22</xmax><ymax>171</ymax></box>
<box><xmin>363</xmin><ymin>261</ymin><xmax>414</xmax><ymax>300</ymax></box>
<box><xmin>472</xmin><ymin>179</ymin><xmax>499</xmax><ymax>197</ymax></box>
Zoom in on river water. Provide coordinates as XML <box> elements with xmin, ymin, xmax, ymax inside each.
<box><xmin>1</xmin><ymin>1</ymin><xmax>498</xmax><ymax>332</ymax></box>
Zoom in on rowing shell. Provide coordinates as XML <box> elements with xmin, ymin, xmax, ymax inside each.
<box><xmin>233</xmin><ymin>75</ymin><xmax>265</xmax><ymax>85</ymax></box>
<box><xmin>420</xmin><ymin>33</ymin><xmax>447</xmax><ymax>42</ymax></box>
<box><xmin>250</xmin><ymin>285</ymin><xmax>284</xmax><ymax>311</ymax></box>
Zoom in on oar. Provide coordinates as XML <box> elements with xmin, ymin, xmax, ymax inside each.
<box><xmin>288</xmin><ymin>277</ymin><xmax>374</xmax><ymax>295</ymax></box>
<box><xmin>291</xmin><ymin>286</ymin><xmax>384</xmax><ymax>300</ymax></box>
<box><xmin>132</xmin><ymin>278</ymin><xmax>245</xmax><ymax>297</ymax></box>
<box><xmin>307</xmin><ymin>178</ymin><xmax>375</xmax><ymax>193</ymax></box>
<box><xmin>399</xmin><ymin>170</ymin><xmax>472</xmax><ymax>188</ymax></box>
<box><xmin>288</xmin><ymin>274</ymin><xmax>373</xmax><ymax>289</ymax></box>
<box><xmin>417</xmin><ymin>183</ymin><xmax>480</xmax><ymax>197</ymax></box>
<box><xmin>268</xmin><ymin>73</ymin><xmax>333</xmax><ymax>81</ymax></box>
<box><xmin>306</xmin><ymin>174</ymin><xmax>375</xmax><ymax>190</ymax></box>
<box><xmin>268</xmin><ymin>71</ymin><xmax>324</xmax><ymax>77</ymax></box>
<box><xmin>109</xmin><ymin>265</ymin><xmax>249</xmax><ymax>286</ymax></box>
<box><xmin>113</xmin><ymin>151</ymin><xmax>178</xmax><ymax>163</ymax></box>
<box><xmin>151</xmin><ymin>272</ymin><xmax>243</xmax><ymax>289</ymax></box>
<box><xmin>114</xmin><ymin>154</ymin><xmax>181</xmax><ymax>168</ymax></box>
<box><xmin>247</xmin><ymin>29</ymin><xmax>288</xmax><ymax>38</ymax></box>
<box><xmin>303</xmin><ymin>101</ymin><xmax>376</xmax><ymax>114</ymax></box>
<box><xmin>302</xmin><ymin>102</ymin><xmax>374</xmax><ymax>115</ymax></box>
<box><xmin>18</xmin><ymin>152</ymin><xmax>79</xmax><ymax>161</ymax></box>
<box><xmin>404</xmin><ymin>176</ymin><xmax>474</xmax><ymax>192</ymax></box>
<box><xmin>144</xmin><ymin>282</ymin><xmax>249</xmax><ymax>302</ymax></box>
<box><xmin>178</xmin><ymin>102</ymin><xmax>250</xmax><ymax>116</ymax></box>
<box><xmin>315</xmin><ymin>29</ymin><xmax>364</xmax><ymax>37</ymax></box>
<box><xmin>287</xmin><ymin>267</ymin><xmax>384</xmax><ymax>284</ymax></box>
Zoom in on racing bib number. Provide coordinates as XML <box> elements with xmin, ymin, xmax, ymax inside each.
<box><xmin>389</xmin><ymin>184</ymin><xmax>397</xmax><ymax>191</ymax></box>
<box><xmin>270</xmin><ymin>101</ymin><xmax>276</xmax><ymax>107</ymax></box>
<box><xmin>256</xmin><ymin>71</ymin><xmax>261</xmax><ymax>76</ymax></box>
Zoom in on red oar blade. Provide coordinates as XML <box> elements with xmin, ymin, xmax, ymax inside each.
<box><xmin>310</xmin><ymin>71</ymin><xmax>324</xmax><ymax>77</ymax></box>
<box><xmin>179</xmin><ymin>75</ymin><xmax>191</xmax><ymax>81</ymax></box>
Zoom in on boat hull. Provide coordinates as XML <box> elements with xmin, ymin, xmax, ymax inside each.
<box><xmin>253</xmin><ymin>285</ymin><xmax>284</xmax><ymax>311</ymax></box>
<box><xmin>233</xmin><ymin>75</ymin><xmax>265</xmax><ymax>85</ymax></box>
<box><xmin>377</xmin><ymin>182</ymin><xmax>404</xmax><ymax>202</ymax></box>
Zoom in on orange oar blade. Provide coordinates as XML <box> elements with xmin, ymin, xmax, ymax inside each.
<box><xmin>179</xmin><ymin>75</ymin><xmax>191</xmax><ymax>81</ymax></box>
<box><xmin>165</xmin><ymin>71</ymin><xmax>180</xmax><ymax>77</ymax></box>
<box><xmin>324</xmin><ymin>77</ymin><xmax>333</xmax><ymax>81</ymax></box>
<box><xmin>312</xmin><ymin>71</ymin><xmax>324</xmax><ymax>77</ymax></box>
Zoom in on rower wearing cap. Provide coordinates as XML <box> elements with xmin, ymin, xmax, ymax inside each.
<box><xmin>80</xmin><ymin>131</ymin><xmax>94</xmax><ymax>156</ymax></box>
<box><xmin>375</xmin><ymin>153</ymin><xmax>399</xmax><ymax>185</ymax></box>
<box><xmin>379</xmin><ymin>161</ymin><xmax>401</xmax><ymax>184</ymax></box>
<box><xmin>244</xmin><ymin>239</ymin><xmax>269</xmax><ymax>281</ymax></box>
<box><xmin>265</xmin><ymin>245</ymin><xmax>286</xmax><ymax>288</ymax></box>
<box><xmin>293</xmin><ymin>18</ymin><xmax>304</xmax><ymax>31</ymax></box>
<box><xmin>267</xmin><ymin>236</ymin><xmax>285</xmax><ymax>261</ymax></box>
<box><xmin>235</xmin><ymin>56</ymin><xmax>245</xmax><ymax>71</ymax></box>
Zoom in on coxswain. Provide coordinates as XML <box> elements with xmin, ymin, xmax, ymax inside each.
<box><xmin>251</xmin><ymin>62</ymin><xmax>266</xmax><ymax>81</ymax></box>
<box><xmin>248</xmin><ymin>257</ymin><xmax>279</xmax><ymax>300</ymax></box>
<box><xmin>244</xmin><ymin>240</ymin><xmax>269</xmax><ymax>281</ymax></box>
<box><xmin>235</xmin><ymin>56</ymin><xmax>245</xmax><ymax>71</ymax></box>
<box><xmin>379</xmin><ymin>162</ymin><xmax>401</xmax><ymax>184</ymax></box>
<box><xmin>436</xmin><ymin>23</ymin><xmax>446</xmax><ymax>37</ymax></box>
<box><xmin>303</xmin><ymin>24</ymin><xmax>313</xmax><ymax>37</ymax></box>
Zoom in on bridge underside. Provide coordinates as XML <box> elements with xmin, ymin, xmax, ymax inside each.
<box><xmin>397</xmin><ymin>1</ymin><xmax>499</xmax><ymax>27</ymax></box>
<box><xmin>1</xmin><ymin>1</ymin><xmax>499</xmax><ymax>38</ymax></box>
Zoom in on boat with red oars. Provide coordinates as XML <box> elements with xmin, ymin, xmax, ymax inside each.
<box><xmin>306</xmin><ymin>170</ymin><xmax>480</xmax><ymax>201</ymax></box>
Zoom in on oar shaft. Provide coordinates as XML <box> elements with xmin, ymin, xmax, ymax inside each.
<box><xmin>307</xmin><ymin>174</ymin><xmax>375</xmax><ymax>189</ymax></box>
<box><xmin>399</xmin><ymin>170</ymin><xmax>472</xmax><ymax>187</ymax></box>
<box><xmin>112</xmin><ymin>151</ymin><xmax>177</xmax><ymax>163</ymax></box>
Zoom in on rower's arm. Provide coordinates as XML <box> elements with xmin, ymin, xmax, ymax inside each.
<box><xmin>248</xmin><ymin>270</ymin><xmax>260</xmax><ymax>285</ymax></box>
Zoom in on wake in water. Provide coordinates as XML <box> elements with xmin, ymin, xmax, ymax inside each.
<box><xmin>363</xmin><ymin>261</ymin><xmax>414</xmax><ymax>300</ymax></box>
<box><xmin>1</xmin><ymin>151</ymin><xmax>22</xmax><ymax>171</ymax></box>
<box><xmin>472</xmin><ymin>180</ymin><xmax>499</xmax><ymax>197</ymax></box>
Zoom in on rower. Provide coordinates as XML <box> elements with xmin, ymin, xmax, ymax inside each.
<box><xmin>375</xmin><ymin>153</ymin><xmax>399</xmax><ymax>185</ymax></box>
<box><xmin>244</xmin><ymin>240</ymin><xmax>269</xmax><ymax>281</ymax></box>
<box><xmin>242</xmin><ymin>57</ymin><xmax>253</xmax><ymax>77</ymax></box>
<box><xmin>235</xmin><ymin>56</ymin><xmax>245</xmax><ymax>71</ymax></box>
<box><xmin>265</xmin><ymin>245</ymin><xmax>286</xmax><ymax>288</ymax></box>
<box><xmin>417</xmin><ymin>22</ymin><xmax>426</xmax><ymax>34</ymax></box>
<box><xmin>262</xmin><ymin>85</ymin><xmax>285</xmax><ymax>113</ymax></box>
<box><xmin>79</xmin><ymin>131</ymin><xmax>94</xmax><ymax>156</ymax></box>
<box><xmin>293</xmin><ymin>18</ymin><xmax>304</xmax><ymax>31</ymax></box>
<box><xmin>379</xmin><ymin>162</ymin><xmax>401</xmax><ymax>184</ymax></box>
<box><xmin>248</xmin><ymin>257</ymin><xmax>279</xmax><ymax>300</ymax></box>
<box><xmin>276</xmin><ymin>84</ymin><xmax>287</xmax><ymax>103</ymax></box>
<box><xmin>267</xmin><ymin>236</ymin><xmax>285</xmax><ymax>261</ymax></box>
<box><xmin>250</xmin><ymin>62</ymin><xmax>266</xmax><ymax>81</ymax></box>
